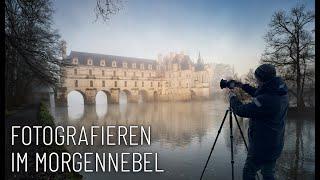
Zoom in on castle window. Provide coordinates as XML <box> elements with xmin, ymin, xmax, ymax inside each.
<box><xmin>102</xmin><ymin>70</ymin><xmax>105</xmax><ymax>76</ymax></box>
<box><xmin>140</xmin><ymin>64</ymin><xmax>144</xmax><ymax>70</ymax></box>
<box><xmin>123</xmin><ymin>62</ymin><xmax>127</xmax><ymax>68</ymax></box>
<box><xmin>75</xmin><ymin>80</ymin><xmax>78</xmax><ymax>87</ymax></box>
<box><xmin>124</xmin><ymin>81</ymin><xmax>127</xmax><ymax>87</ymax></box>
<box><xmin>114</xmin><ymin>81</ymin><xmax>117</xmax><ymax>87</ymax></box>
<box><xmin>74</xmin><ymin>69</ymin><xmax>77</xmax><ymax>75</ymax></box>
<box><xmin>124</xmin><ymin>71</ymin><xmax>126</xmax><ymax>77</ymax></box>
<box><xmin>158</xmin><ymin>82</ymin><xmax>160</xmax><ymax>87</ymax></box>
<box><xmin>102</xmin><ymin>80</ymin><xmax>105</xmax><ymax>87</ymax></box>
<box><xmin>132</xmin><ymin>63</ymin><xmax>136</xmax><ymax>69</ymax></box>
<box><xmin>113</xmin><ymin>71</ymin><xmax>116</xmax><ymax>76</ymax></box>
<box><xmin>90</xmin><ymin>80</ymin><xmax>93</xmax><ymax>87</ymax></box>
<box><xmin>148</xmin><ymin>64</ymin><xmax>152</xmax><ymax>70</ymax></box>
<box><xmin>141</xmin><ymin>72</ymin><xmax>144</xmax><ymax>77</ymax></box>
<box><xmin>150</xmin><ymin>82</ymin><xmax>153</xmax><ymax>87</ymax></box>
<box><xmin>89</xmin><ymin>69</ymin><xmax>92</xmax><ymax>76</ymax></box>
<box><xmin>135</xmin><ymin>81</ymin><xmax>137</xmax><ymax>87</ymax></box>
<box><xmin>72</xmin><ymin>58</ymin><xmax>78</xmax><ymax>64</ymax></box>
<box><xmin>112</xmin><ymin>61</ymin><xmax>117</xmax><ymax>67</ymax></box>
<box><xmin>142</xmin><ymin>81</ymin><xmax>144</xmax><ymax>87</ymax></box>
<box><xmin>87</xmin><ymin>59</ymin><xmax>93</xmax><ymax>65</ymax></box>
<box><xmin>100</xmin><ymin>60</ymin><xmax>105</xmax><ymax>66</ymax></box>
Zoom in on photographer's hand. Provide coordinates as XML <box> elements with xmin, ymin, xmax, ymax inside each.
<box><xmin>228</xmin><ymin>89</ymin><xmax>236</xmax><ymax>101</ymax></box>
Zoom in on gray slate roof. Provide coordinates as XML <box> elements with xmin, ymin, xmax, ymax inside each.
<box><xmin>67</xmin><ymin>51</ymin><xmax>157</xmax><ymax>68</ymax></box>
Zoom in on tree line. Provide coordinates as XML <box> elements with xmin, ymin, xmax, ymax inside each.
<box><xmin>217</xmin><ymin>4</ymin><xmax>315</xmax><ymax>111</ymax></box>
<box><xmin>5</xmin><ymin>0</ymin><xmax>122</xmax><ymax>109</ymax></box>
<box><xmin>261</xmin><ymin>4</ymin><xmax>315</xmax><ymax>110</ymax></box>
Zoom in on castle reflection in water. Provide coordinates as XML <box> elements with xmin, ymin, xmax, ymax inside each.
<box><xmin>50</xmin><ymin>100</ymin><xmax>314</xmax><ymax>180</ymax></box>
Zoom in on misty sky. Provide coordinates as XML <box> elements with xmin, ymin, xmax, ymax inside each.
<box><xmin>52</xmin><ymin>0</ymin><xmax>314</xmax><ymax>75</ymax></box>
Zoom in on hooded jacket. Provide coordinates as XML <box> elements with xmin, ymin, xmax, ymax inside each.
<box><xmin>230</xmin><ymin>77</ymin><xmax>289</xmax><ymax>161</ymax></box>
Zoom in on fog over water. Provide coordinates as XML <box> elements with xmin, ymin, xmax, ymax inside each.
<box><xmin>50</xmin><ymin>94</ymin><xmax>314</xmax><ymax>180</ymax></box>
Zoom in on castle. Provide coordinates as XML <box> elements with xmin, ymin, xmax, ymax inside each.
<box><xmin>56</xmin><ymin>49</ymin><xmax>214</xmax><ymax>105</ymax></box>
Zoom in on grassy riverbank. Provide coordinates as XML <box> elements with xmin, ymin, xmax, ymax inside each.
<box><xmin>38</xmin><ymin>102</ymin><xmax>83</xmax><ymax>179</ymax></box>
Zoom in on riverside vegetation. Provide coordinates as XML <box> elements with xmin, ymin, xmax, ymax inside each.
<box><xmin>37</xmin><ymin>102</ymin><xmax>83</xmax><ymax>179</ymax></box>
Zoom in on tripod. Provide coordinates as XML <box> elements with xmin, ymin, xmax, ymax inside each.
<box><xmin>199</xmin><ymin>105</ymin><xmax>260</xmax><ymax>180</ymax></box>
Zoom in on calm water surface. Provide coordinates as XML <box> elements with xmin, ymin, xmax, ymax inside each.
<box><xmin>51</xmin><ymin>100</ymin><xmax>314</xmax><ymax>180</ymax></box>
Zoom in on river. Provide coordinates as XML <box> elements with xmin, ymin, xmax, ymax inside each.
<box><xmin>50</xmin><ymin>100</ymin><xmax>314</xmax><ymax>180</ymax></box>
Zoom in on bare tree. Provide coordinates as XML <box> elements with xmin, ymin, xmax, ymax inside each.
<box><xmin>5</xmin><ymin>0</ymin><xmax>69</xmax><ymax>107</ymax></box>
<box><xmin>261</xmin><ymin>4</ymin><xmax>315</xmax><ymax>110</ymax></box>
<box><xmin>244</xmin><ymin>68</ymin><xmax>256</xmax><ymax>85</ymax></box>
<box><xmin>94</xmin><ymin>0</ymin><xmax>123</xmax><ymax>22</ymax></box>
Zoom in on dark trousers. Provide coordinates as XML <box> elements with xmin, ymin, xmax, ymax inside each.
<box><xmin>243</xmin><ymin>155</ymin><xmax>277</xmax><ymax>180</ymax></box>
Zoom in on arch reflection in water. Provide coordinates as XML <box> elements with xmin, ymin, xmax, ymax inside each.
<box><xmin>119</xmin><ymin>103</ymin><xmax>128</xmax><ymax>119</ymax></box>
<box><xmin>95</xmin><ymin>91</ymin><xmax>109</xmax><ymax>120</ymax></box>
<box><xmin>138</xmin><ymin>90</ymin><xmax>148</xmax><ymax>104</ymax></box>
<box><xmin>67</xmin><ymin>91</ymin><xmax>85</xmax><ymax>121</ymax></box>
<box><xmin>96</xmin><ymin>104</ymin><xmax>108</xmax><ymax>120</ymax></box>
<box><xmin>119</xmin><ymin>91</ymin><xmax>128</xmax><ymax>104</ymax></box>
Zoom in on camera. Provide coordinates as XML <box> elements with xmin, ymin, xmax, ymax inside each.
<box><xmin>220</xmin><ymin>79</ymin><xmax>242</xmax><ymax>89</ymax></box>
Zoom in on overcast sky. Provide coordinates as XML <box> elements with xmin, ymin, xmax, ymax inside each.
<box><xmin>52</xmin><ymin>0</ymin><xmax>314</xmax><ymax>75</ymax></box>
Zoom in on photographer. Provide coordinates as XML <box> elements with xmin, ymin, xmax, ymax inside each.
<box><xmin>228</xmin><ymin>64</ymin><xmax>289</xmax><ymax>180</ymax></box>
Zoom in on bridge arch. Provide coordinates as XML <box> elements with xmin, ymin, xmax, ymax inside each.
<box><xmin>67</xmin><ymin>90</ymin><xmax>85</xmax><ymax>121</ymax></box>
<box><xmin>153</xmin><ymin>91</ymin><xmax>159</xmax><ymax>101</ymax></box>
<box><xmin>119</xmin><ymin>89</ymin><xmax>132</xmax><ymax>104</ymax></box>
<box><xmin>138</xmin><ymin>90</ymin><xmax>148</xmax><ymax>103</ymax></box>
<box><xmin>67</xmin><ymin>90</ymin><xmax>86</xmax><ymax>106</ymax></box>
<box><xmin>96</xmin><ymin>90</ymin><xmax>112</xmax><ymax>104</ymax></box>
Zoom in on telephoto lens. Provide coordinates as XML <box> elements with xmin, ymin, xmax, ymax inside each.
<box><xmin>220</xmin><ymin>79</ymin><xmax>228</xmax><ymax>89</ymax></box>
<box><xmin>220</xmin><ymin>79</ymin><xmax>241</xmax><ymax>89</ymax></box>
<box><xmin>220</xmin><ymin>79</ymin><xmax>239</xmax><ymax>89</ymax></box>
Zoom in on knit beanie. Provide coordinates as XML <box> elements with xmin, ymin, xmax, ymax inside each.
<box><xmin>254</xmin><ymin>64</ymin><xmax>276</xmax><ymax>82</ymax></box>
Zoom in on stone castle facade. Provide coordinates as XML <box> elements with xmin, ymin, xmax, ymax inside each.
<box><xmin>56</xmin><ymin>50</ymin><xmax>214</xmax><ymax>105</ymax></box>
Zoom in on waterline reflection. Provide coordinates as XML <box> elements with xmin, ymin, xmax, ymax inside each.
<box><xmin>52</xmin><ymin>100</ymin><xmax>314</xmax><ymax>180</ymax></box>
<box><xmin>96</xmin><ymin>104</ymin><xmax>108</xmax><ymax>120</ymax></box>
<box><xmin>67</xmin><ymin>104</ymin><xmax>84</xmax><ymax>121</ymax></box>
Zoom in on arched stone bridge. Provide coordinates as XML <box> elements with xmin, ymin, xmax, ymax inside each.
<box><xmin>55</xmin><ymin>51</ymin><xmax>214</xmax><ymax>105</ymax></box>
<box><xmin>56</xmin><ymin>86</ymin><xmax>162</xmax><ymax>105</ymax></box>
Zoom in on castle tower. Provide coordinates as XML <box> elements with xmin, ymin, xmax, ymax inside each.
<box><xmin>60</xmin><ymin>40</ymin><xmax>67</xmax><ymax>59</ymax></box>
<box><xmin>157</xmin><ymin>53</ymin><xmax>162</xmax><ymax>61</ymax></box>
<box><xmin>197</xmin><ymin>52</ymin><xmax>203</xmax><ymax>64</ymax></box>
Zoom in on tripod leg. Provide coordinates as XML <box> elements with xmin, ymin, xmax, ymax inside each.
<box><xmin>229</xmin><ymin>110</ymin><xmax>235</xmax><ymax>180</ymax></box>
<box><xmin>200</xmin><ymin>109</ymin><xmax>229</xmax><ymax>180</ymax></box>
<box><xmin>233</xmin><ymin>112</ymin><xmax>261</xmax><ymax>180</ymax></box>
<box><xmin>233</xmin><ymin>113</ymin><xmax>249</xmax><ymax>151</ymax></box>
